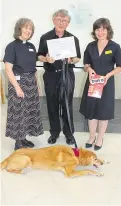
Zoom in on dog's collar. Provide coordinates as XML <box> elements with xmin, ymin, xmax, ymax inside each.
<box><xmin>72</xmin><ymin>148</ymin><xmax>79</xmax><ymax>157</ymax></box>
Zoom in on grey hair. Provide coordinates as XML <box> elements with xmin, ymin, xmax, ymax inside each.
<box><xmin>13</xmin><ymin>18</ymin><xmax>35</xmax><ymax>40</ymax></box>
<box><xmin>52</xmin><ymin>9</ymin><xmax>71</xmax><ymax>22</ymax></box>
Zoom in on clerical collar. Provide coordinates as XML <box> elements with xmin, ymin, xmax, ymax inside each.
<box><xmin>22</xmin><ymin>40</ymin><xmax>26</xmax><ymax>44</ymax></box>
<box><xmin>16</xmin><ymin>38</ymin><xmax>27</xmax><ymax>44</ymax></box>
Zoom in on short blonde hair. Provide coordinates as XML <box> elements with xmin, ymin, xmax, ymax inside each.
<box><xmin>13</xmin><ymin>18</ymin><xmax>35</xmax><ymax>40</ymax></box>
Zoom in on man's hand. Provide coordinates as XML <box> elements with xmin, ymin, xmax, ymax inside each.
<box><xmin>68</xmin><ymin>58</ymin><xmax>73</xmax><ymax>64</ymax></box>
<box><xmin>46</xmin><ymin>54</ymin><xmax>55</xmax><ymax>64</ymax></box>
<box><xmin>68</xmin><ymin>57</ymin><xmax>80</xmax><ymax>64</ymax></box>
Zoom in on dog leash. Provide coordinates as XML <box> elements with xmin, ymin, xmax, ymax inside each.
<box><xmin>60</xmin><ymin>59</ymin><xmax>78</xmax><ymax>151</ymax></box>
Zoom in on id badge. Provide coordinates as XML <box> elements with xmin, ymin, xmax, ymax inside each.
<box><xmin>15</xmin><ymin>75</ymin><xmax>20</xmax><ymax>80</ymax></box>
<box><xmin>29</xmin><ymin>48</ymin><xmax>34</xmax><ymax>52</ymax></box>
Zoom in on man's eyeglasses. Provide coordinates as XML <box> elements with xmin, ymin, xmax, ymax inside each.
<box><xmin>55</xmin><ymin>18</ymin><xmax>69</xmax><ymax>24</ymax></box>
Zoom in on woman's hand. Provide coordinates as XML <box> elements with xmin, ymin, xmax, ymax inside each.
<box><xmin>15</xmin><ymin>86</ymin><xmax>24</xmax><ymax>98</ymax></box>
<box><xmin>104</xmin><ymin>73</ymin><xmax>111</xmax><ymax>85</ymax></box>
<box><xmin>38</xmin><ymin>87</ymin><xmax>41</xmax><ymax>96</ymax></box>
<box><xmin>88</xmin><ymin>67</ymin><xmax>96</xmax><ymax>81</ymax></box>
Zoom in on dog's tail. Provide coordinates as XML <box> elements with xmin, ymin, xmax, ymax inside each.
<box><xmin>0</xmin><ymin>158</ymin><xmax>9</xmax><ymax>171</ymax></box>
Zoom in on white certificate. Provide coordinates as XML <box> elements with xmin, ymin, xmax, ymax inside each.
<box><xmin>47</xmin><ymin>36</ymin><xmax>77</xmax><ymax>60</ymax></box>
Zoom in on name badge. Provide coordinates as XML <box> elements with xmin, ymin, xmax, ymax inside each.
<box><xmin>29</xmin><ymin>48</ymin><xmax>34</xmax><ymax>52</ymax></box>
<box><xmin>105</xmin><ymin>50</ymin><xmax>112</xmax><ymax>54</ymax></box>
<box><xmin>15</xmin><ymin>75</ymin><xmax>20</xmax><ymax>80</ymax></box>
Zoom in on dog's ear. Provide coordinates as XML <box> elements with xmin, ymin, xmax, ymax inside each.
<box><xmin>79</xmin><ymin>148</ymin><xmax>96</xmax><ymax>158</ymax></box>
<box><xmin>78</xmin><ymin>148</ymin><xmax>94</xmax><ymax>166</ymax></box>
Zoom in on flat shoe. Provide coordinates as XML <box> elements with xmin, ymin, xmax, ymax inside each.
<box><xmin>48</xmin><ymin>136</ymin><xmax>59</xmax><ymax>144</ymax></box>
<box><xmin>14</xmin><ymin>143</ymin><xmax>28</xmax><ymax>150</ymax></box>
<box><xmin>22</xmin><ymin>139</ymin><xmax>34</xmax><ymax>148</ymax></box>
<box><xmin>66</xmin><ymin>136</ymin><xmax>75</xmax><ymax>145</ymax></box>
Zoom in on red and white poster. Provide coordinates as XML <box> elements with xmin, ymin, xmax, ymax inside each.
<box><xmin>88</xmin><ymin>74</ymin><xmax>105</xmax><ymax>99</ymax></box>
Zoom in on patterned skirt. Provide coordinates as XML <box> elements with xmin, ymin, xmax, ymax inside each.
<box><xmin>6</xmin><ymin>72</ymin><xmax>44</xmax><ymax>140</ymax></box>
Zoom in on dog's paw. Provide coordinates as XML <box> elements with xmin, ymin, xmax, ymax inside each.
<box><xmin>104</xmin><ymin>160</ymin><xmax>110</xmax><ymax>164</ymax></box>
<box><xmin>87</xmin><ymin>171</ymin><xmax>95</xmax><ymax>176</ymax></box>
<box><xmin>22</xmin><ymin>172</ymin><xmax>26</xmax><ymax>175</ymax></box>
<box><xmin>96</xmin><ymin>172</ymin><xmax>104</xmax><ymax>177</ymax></box>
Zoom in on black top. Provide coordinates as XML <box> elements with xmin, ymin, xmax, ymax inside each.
<box><xmin>3</xmin><ymin>39</ymin><xmax>37</xmax><ymax>74</ymax></box>
<box><xmin>84</xmin><ymin>40</ymin><xmax>121</xmax><ymax>75</ymax></box>
<box><xmin>37</xmin><ymin>28</ymin><xmax>81</xmax><ymax>72</ymax></box>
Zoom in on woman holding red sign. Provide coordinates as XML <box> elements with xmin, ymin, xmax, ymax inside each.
<box><xmin>80</xmin><ymin>18</ymin><xmax>121</xmax><ymax>150</ymax></box>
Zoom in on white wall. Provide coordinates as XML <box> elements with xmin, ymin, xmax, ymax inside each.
<box><xmin>0</xmin><ymin>0</ymin><xmax>3</xmax><ymax>62</ymax></box>
<box><xmin>1</xmin><ymin>0</ymin><xmax>121</xmax><ymax>64</ymax></box>
<box><xmin>1</xmin><ymin>0</ymin><xmax>121</xmax><ymax>98</ymax></box>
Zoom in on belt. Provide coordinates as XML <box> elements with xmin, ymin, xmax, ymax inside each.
<box><xmin>14</xmin><ymin>71</ymin><xmax>35</xmax><ymax>76</ymax></box>
<box><xmin>46</xmin><ymin>69</ymin><xmax>62</xmax><ymax>73</ymax></box>
<box><xmin>55</xmin><ymin>69</ymin><xmax>62</xmax><ymax>72</ymax></box>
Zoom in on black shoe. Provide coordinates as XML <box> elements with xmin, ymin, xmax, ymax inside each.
<box><xmin>22</xmin><ymin>139</ymin><xmax>34</xmax><ymax>148</ymax></box>
<box><xmin>48</xmin><ymin>135</ymin><xmax>59</xmax><ymax>144</ymax></box>
<box><xmin>66</xmin><ymin>136</ymin><xmax>75</xmax><ymax>145</ymax></box>
<box><xmin>85</xmin><ymin>142</ymin><xmax>94</xmax><ymax>148</ymax></box>
<box><xmin>85</xmin><ymin>139</ymin><xmax>96</xmax><ymax>148</ymax></box>
<box><xmin>94</xmin><ymin>140</ymin><xmax>103</xmax><ymax>151</ymax></box>
<box><xmin>94</xmin><ymin>145</ymin><xmax>102</xmax><ymax>150</ymax></box>
<box><xmin>14</xmin><ymin>141</ymin><xmax>28</xmax><ymax>150</ymax></box>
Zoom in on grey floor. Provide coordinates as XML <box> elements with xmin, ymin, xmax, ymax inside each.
<box><xmin>40</xmin><ymin>97</ymin><xmax>121</xmax><ymax>133</ymax></box>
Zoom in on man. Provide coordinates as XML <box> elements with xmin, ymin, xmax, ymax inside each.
<box><xmin>38</xmin><ymin>9</ymin><xmax>81</xmax><ymax>145</ymax></box>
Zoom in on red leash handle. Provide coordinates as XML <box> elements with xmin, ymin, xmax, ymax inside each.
<box><xmin>72</xmin><ymin>148</ymin><xmax>79</xmax><ymax>157</ymax></box>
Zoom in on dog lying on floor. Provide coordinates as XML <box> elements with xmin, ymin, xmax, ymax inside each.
<box><xmin>0</xmin><ymin>145</ymin><xmax>107</xmax><ymax>177</ymax></box>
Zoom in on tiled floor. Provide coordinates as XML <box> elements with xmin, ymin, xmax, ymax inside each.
<box><xmin>0</xmin><ymin>104</ymin><xmax>121</xmax><ymax>205</ymax></box>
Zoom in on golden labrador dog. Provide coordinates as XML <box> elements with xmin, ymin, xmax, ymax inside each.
<box><xmin>0</xmin><ymin>145</ymin><xmax>107</xmax><ymax>177</ymax></box>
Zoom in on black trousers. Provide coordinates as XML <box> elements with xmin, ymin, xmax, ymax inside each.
<box><xmin>43</xmin><ymin>70</ymin><xmax>75</xmax><ymax>138</ymax></box>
